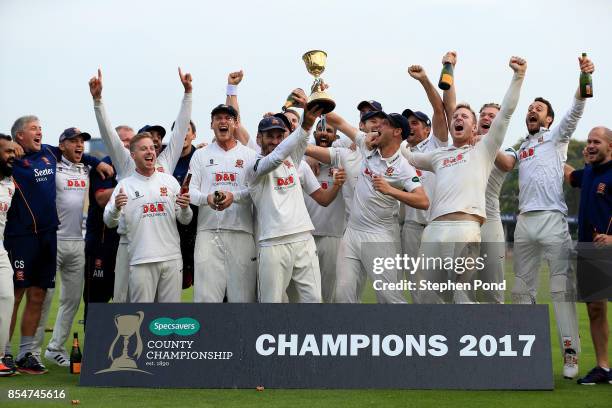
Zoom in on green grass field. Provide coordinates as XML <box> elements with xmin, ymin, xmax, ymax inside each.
<box><xmin>1</xmin><ymin>261</ymin><xmax>611</xmax><ymax>408</ymax></box>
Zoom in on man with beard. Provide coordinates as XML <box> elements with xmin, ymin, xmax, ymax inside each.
<box><xmin>104</xmin><ymin>133</ymin><xmax>192</xmax><ymax>302</ymax></box>
<box><xmin>89</xmin><ymin>67</ymin><xmax>193</xmax><ymax>303</ymax></box>
<box><xmin>401</xmin><ymin>56</ymin><xmax>526</xmax><ymax>305</ymax></box>
<box><xmin>34</xmin><ymin>128</ymin><xmax>92</xmax><ymax>367</ymax></box>
<box><xmin>564</xmin><ymin>126</ymin><xmax>612</xmax><ymax>385</ymax></box>
<box><xmin>0</xmin><ymin>134</ymin><xmax>16</xmax><ymax>376</ymax></box>
<box><xmin>511</xmin><ymin>55</ymin><xmax>594</xmax><ymax>379</ymax></box>
<box><xmin>245</xmin><ymin>89</ymin><xmax>324</xmax><ymax>302</ymax></box>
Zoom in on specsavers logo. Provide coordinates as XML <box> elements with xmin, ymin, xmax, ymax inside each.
<box><xmin>149</xmin><ymin>317</ymin><xmax>200</xmax><ymax>336</ymax></box>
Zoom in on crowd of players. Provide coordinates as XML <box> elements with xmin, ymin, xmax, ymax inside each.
<box><xmin>0</xmin><ymin>52</ymin><xmax>610</xmax><ymax>386</ymax></box>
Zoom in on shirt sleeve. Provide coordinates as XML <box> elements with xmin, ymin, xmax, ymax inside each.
<box><xmin>401</xmin><ymin>162</ymin><xmax>423</xmax><ymax>192</ymax></box>
<box><xmin>298</xmin><ymin>161</ymin><xmax>322</xmax><ymax>195</ymax></box>
<box><xmin>187</xmin><ymin>149</ymin><xmax>207</xmax><ymax>206</ymax></box>
<box><xmin>569</xmin><ymin>168</ymin><xmax>584</xmax><ymax>188</ymax></box>
<box><xmin>94</xmin><ymin>99</ymin><xmax>133</xmax><ymax>179</ymax></box>
<box><xmin>400</xmin><ymin>141</ymin><xmax>435</xmax><ymax>172</ymax></box>
<box><xmin>103</xmin><ymin>183</ymin><xmax>123</xmax><ymax>228</ymax></box>
<box><xmin>157</xmin><ymin>93</ymin><xmax>193</xmax><ymax>174</ymax></box>
<box><xmin>550</xmin><ymin>96</ymin><xmax>586</xmax><ymax>144</ymax></box>
<box><xmin>249</xmin><ymin>126</ymin><xmax>310</xmax><ymax>180</ymax></box>
<box><xmin>91</xmin><ymin>159</ymin><xmax>116</xmax><ymax>192</ymax></box>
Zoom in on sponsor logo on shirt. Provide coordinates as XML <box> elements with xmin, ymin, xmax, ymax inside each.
<box><xmin>411</xmin><ymin>176</ymin><xmax>420</xmax><ymax>183</ymax></box>
<box><xmin>160</xmin><ymin>187</ymin><xmax>168</xmax><ymax>197</ymax></box>
<box><xmin>519</xmin><ymin>147</ymin><xmax>535</xmax><ymax>161</ymax></box>
<box><xmin>321</xmin><ymin>181</ymin><xmax>329</xmax><ymax>190</ymax></box>
<box><xmin>142</xmin><ymin>202</ymin><xmax>168</xmax><ymax>218</ymax></box>
<box><xmin>274</xmin><ymin>175</ymin><xmax>295</xmax><ymax>190</ymax></box>
<box><xmin>385</xmin><ymin>167</ymin><xmax>395</xmax><ymax>176</ymax></box>
<box><xmin>235</xmin><ymin>159</ymin><xmax>244</xmax><ymax>168</ymax></box>
<box><xmin>34</xmin><ymin>167</ymin><xmax>54</xmax><ymax>183</ymax></box>
<box><xmin>135</xmin><ymin>191</ymin><xmax>142</xmax><ymax>198</ymax></box>
<box><xmin>66</xmin><ymin>179</ymin><xmax>87</xmax><ymax>189</ymax></box>
<box><xmin>215</xmin><ymin>172</ymin><xmax>238</xmax><ymax>184</ymax></box>
<box><xmin>206</xmin><ymin>159</ymin><xmax>217</xmax><ymax>167</ymax></box>
<box><xmin>441</xmin><ymin>152</ymin><xmax>466</xmax><ymax>168</ymax></box>
<box><xmin>597</xmin><ymin>182</ymin><xmax>606</xmax><ymax>195</ymax></box>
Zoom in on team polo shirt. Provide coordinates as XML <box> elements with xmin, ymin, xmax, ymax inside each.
<box><xmin>570</xmin><ymin>160</ymin><xmax>612</xmax><ymax>242</ymax></box>
<box><xmin>5</xmin><ymin>144</ymin><xmax>100</xmax><ymax>237</ymax></box>
<box><xmin>0</xmin><ymin>177</ymin><xmax>15</xmax><ymax>252</ymax></box>
<box><xmin>328</xmin><ymin>145</ymin><xmax>361</xmax><ymax>219</ymax></box>
<box><xmin>349</xmin><ymin>131</ymin><xmax>422</xmax><ymax>234</ymax></box>
<box><xmin>302</xmin><ymin>160</ymin><xmax>346</xmax><ymax>237</ymax></box>
<box><xmin>403</xmin><ymin>134</ymin><xmax>446</xmax><ymax>226</ymax></box>
<box><xmin>188</xmin><ymin>141</ymin><xmax>257</xmax><ymax>234</ymax></box>
<box><xmin>245</xmin><ymin>126</ymin><xmax>315</xmax><ymax>244</ymax></box>
<box><xmin>104</xmin><ymin>171</ymin><xmax>193</xmax><ymax>265</ymax></box>
<box><xmin>517</xmin><ymin>97</ymin><xmax>586</xmax><ymax>215</ymax></box>
<box><xmin>56</xmin><ymin>156</ymin><xmax>89</xmax><ymax>240</ymax></box>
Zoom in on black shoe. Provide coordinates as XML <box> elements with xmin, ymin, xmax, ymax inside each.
<box><xmin>16</xmin><ymin>352</ymin><xmax>48</xmax><ymax>375</ymax></box>
<box><xmin>1</xmin><ymin>354</ymin><xmax>17</xmax><ymax>373</ymax></box>
<box><xmin>577</xmin><ymin>366</ymin><xmax>612</xmax><ymax>385</ymax></box>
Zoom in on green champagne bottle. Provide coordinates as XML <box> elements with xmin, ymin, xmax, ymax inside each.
<box><xmin>70</xmin><ymin>332</ymin><xmax>82</xmax><ymax>374</ymax></box>
<box><xmin>579</xmin><ymin>52</ymin><xmax>593</xmax><ymax>98</ymax></box>
<box><xmin>438</xmin><ymin>62</ymin><xmax>454</xmax><ymax>90</ymax></box>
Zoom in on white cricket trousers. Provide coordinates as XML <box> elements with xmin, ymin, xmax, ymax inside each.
<box><xmin>0</xmin><ymin>251</ymin><xmax>13</xmax><ymax>357</ymax></box>
<box><xmin>193</xmin><ymin>230</ymin><xmax>257</xmax><ymax>303</ymax></box>
<box><xmin>314</xmin><ymin>235</ymin><xmax>341</xmax><ymax>303</ymax></box>
<box><xmin>258</xmin><ymin>237</ymin><xmax>321</xmax><ymax>303</ymax></box>
<box><xmin>113</xmin><ymin>241</ymin><xmax>129</xmax><ymax>303</ymax></box>
<box><xmin>512</xmin><ymin>210</ymin><xmax>580</xmax><ymax>355</ymax></box>
<box><xmin>34</xmin><ymin>240</ymin><xmax>85</xmax><ymax>354</ymax></box>
<box><xmin>479</xmin><ymin>219</ymin><xmax>506</xmax><ymax>304</ymax></box>
<box><xmin>335</xmin><ymin>227</ymin><xmax>407</xmax><ymax>304</ymax></box>
<box><xmin>401</xmin><ymin>221</ymin><xmax>426</xmax><ymax>303</ymax></box>
<box><xmin>129</xmin><ymin>259</ymin><xmax>182</xmax><ymax>303</ymax></box>
<box><xmin>414</xmin><ymin>220</ymin><xmax>481</xmax><ymax>304</ymax></box>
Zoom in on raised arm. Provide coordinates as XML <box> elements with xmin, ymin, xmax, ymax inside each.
<box><xmin>399</xmin><ymin>141</ymin><xmax>435</xmax><ymax>172</ymax></box>
<box><xmin>90</xmin><ymin>68</ymin><xmax>133</xmax><ymax>179</ymax></box>
<box><xmin>157</xmin><ymin>67</ymin><xmax>193</xmax><ymax>174</ymax></box>
<box><xmin>482</xmin><ymin>56</ymin><xmax>527</xmax><ymax>157</ymax></box>
<box><xmin>552</xmin><ymin>55</ymin><xmax>594</xmax><ymax>143</ymax></box>
<box><xmin>494</xmin><ymin>147</ymin><xmax>517</xmax><ymax>172</ymax></box>
<box><xmin>305</xmin><ymin>144</ymin><xmax>332</xmax><ymax>164</ymax></box>
<box><xmin>441</xmin><ymin>51</ymin><xmax>457</xmax><ymax>132</ymax></box>
<box><xmin>408</xmin><ymin>65</ymin><xmax>448</xmax><ymax>143</ymax></box>
<box><xmin>325</xmin><ymin>111</ymin><xmax>360</xmax><ymax>142</ymax></box>
<box><xmin>225</xmin><ymin>70</ymin><xmax>254</xmax><ymax>148</ymax></box>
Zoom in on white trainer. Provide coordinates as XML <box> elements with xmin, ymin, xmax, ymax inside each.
<box><xmin>44</xmin><ymin>349</ymin><xmax>70</xmax><ymax>367</ymax></box>
<box><xmin>563</xmin><ymin>349</ymin><xmax>579</xmax><ymax>379</ymax></box>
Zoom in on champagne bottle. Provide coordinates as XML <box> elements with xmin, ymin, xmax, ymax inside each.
<box><xmin>180</xmin><ymin>173</ymin><xmax>192</xmax><ymax>195</ymax></box>
<box><xmin>579</xmin><ymin>52</ymin><xmax>593</xmax><ymax>98</ymax></box>
<box><xmin>70</xmin><ymin>332</ymin><xmax>82</xmax><ymax>374</ymax></box>
<box><xmin>438</xmin><ymin>62</ymin><xmax>454</xmax><ymax>90</ymax></box>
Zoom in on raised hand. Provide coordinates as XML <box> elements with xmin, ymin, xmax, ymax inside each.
<box><xmin>408</xmin><ymin>65</ymin><xmax>427</xmax><ymax>81</ymax></box>
<box><xmin>178</xmin><ymin>67</ymin><xmax>193</xmax><ymax>93</ymax></box>
<box><xmin>228</xmin><ymin>70</ymin><xmax>244</xmax><ymax>85</ymax></box>
<box><xmin>176</xmin><ymin>193</ymin><xmax>191</xmax><ymax>209</ymax></box>
<box><xmin>578</xmin><ymin>54</ymin><xmax>595</xmax><ymax>74</ymax></box>
<box><xmin>288</xmin><ymin>88</ymin><xmax>307</xmax><ymax>109</ymax></box>
<box><xmin>96</xmin><ymin>161</ymin><xmax>115</xmax><ymax>180</ymax></box>
<box><xmin>302</xmin><ymin>104</ymin><xmax>325</xmax><ymax>133</ymax></box>
<box><xmin>509</xmin><ymin>56</ymin><xmax>527</xmax><ymax>75</ymax></box>
<box><xmin>115</xmin><ymin>187</ymin><xmax>127</xmax><ymax>209</ymax></box>
<box><xmin>333</xmin><ymin>168</ymin><xmax>346</xmax><ymax>187</ymax></box>
<box><xmin>442</xmin><ymin>51</ymin><xmax>457</xmax><ymax>67</ymax></box>
<box><xmin>89</xmin><ymin>68</ymin><xmax>103</xmax><ymax>100</ymax></box>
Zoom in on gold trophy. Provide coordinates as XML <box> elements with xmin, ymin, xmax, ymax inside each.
<box><xmin>96</xmin><ymin>311</ymin><xmax>150</xmax><ymax>374</ymax></box>
<box><xmin>301</xmin><ymin>50</ymin><xmax>335</xmax><ymax>114</ymax></box>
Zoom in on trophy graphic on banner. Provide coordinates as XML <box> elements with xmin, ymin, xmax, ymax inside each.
<box><xmin>283</xmin><ymin>50</ymin><xmax>336</xmax><ymax>121</ymax></box>
<box><xmin>96</xmin><ymin>311</ymin><xmax>151</xmax><ymax>374</ymax></box>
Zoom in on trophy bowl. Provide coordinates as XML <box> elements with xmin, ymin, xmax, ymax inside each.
<box><xmin>302</xmin><ymin>50</ymin><xmax>336</xmax><ymax>114</ymax></box>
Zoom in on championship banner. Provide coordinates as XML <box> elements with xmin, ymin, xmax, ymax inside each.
<box><xmin>80</xmin><ymin>304</ymin><xmax>553</xmax><ymax>390</ymax></box>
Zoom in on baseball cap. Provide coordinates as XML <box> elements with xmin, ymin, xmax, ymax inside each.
<box><xmin>258</xmin><ymin>116</ymin><xmax>287</xmax><ymax>133</ymax></box>
<box><xmin>138</xmin><ymin>125</ymin><xmax>167</xmax><ymax>138</ymax></box>
<box><xmin>59</xmin><ymin>127</ymin><xmax>91</xmax><ymax>143</ymax></box>
<box><xmin>402</xmin><ymin>109</ymin><xmax>432</xmax><ymax>127</ymax></box>
<box><xmin>210</xmin><ymin>104</ymin><xmax>238</xmax><ymax>119</ymax></box>
<box><xmin>387</xmin><ymin>113</ymin><xmax>411</xmax><ymax>140</ymax></box>
<box><xmin>273</xmin><ymin>113</ymin><xmax>292</xmax><ymax>131</ymax></box>
<box><xmin>361</xmin><ymin>110</ymin><xmax>387</xmax><ymax>122</ymax></box>
<box><xmin>357</xmin><ymin>100</ymin><xmax>383</xmax><ymax>112</ymax></box>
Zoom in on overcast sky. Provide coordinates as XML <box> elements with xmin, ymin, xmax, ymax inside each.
<box><xmin>1</xmin><ymin>0</ymin><xmax>610</xmax><ymax>148</ymax></box>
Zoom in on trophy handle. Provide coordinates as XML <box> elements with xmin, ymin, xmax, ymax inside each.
<box><xmin>133</xmin><ymin>311</ymin><xmax>145</xmax><ymax>359</ymax></box>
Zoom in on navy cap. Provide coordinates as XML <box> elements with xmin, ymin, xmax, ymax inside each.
<box><xmin>138</xmin><ymin>125</ymin><xmax>167</xmax><ymax>138</ymax></box>
<box><xmin>361</xmin><ymin>110</ymin><xmax>387</xmax><ymax>123</ymax></box>
<box><xmin>402</xmin><ymin>109</ymin><xmax>432</xmax><ymax>127</ymax></box>
<box><xmin>210</xmin><ymin>104</ymin><xmax>238</xmax><ymax>119</ymax></box>
<box><xmin>357</xmin><ymin>100</ymin><xmax>383</xmax><ymax>113</ymax></box>
<box><xmin>59</xmin><ymin>127</ymin><xmax>91</xmax><ymax>143</ymax></box>
<box><xmin>273</xmin><ymin>113</ymin><xmax>292</xmax><ymax>131</ymax></box>
<box><xmin>387</xmin><ymin>113</ymin><xmax>411</xmax><ymax>140</ymax></box>
<box><xmin>258</xmin><ymin>116</ymin><xmax>287</xmax><ymax>133</ymax></box>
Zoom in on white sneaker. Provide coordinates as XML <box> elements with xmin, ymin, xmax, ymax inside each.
<box><xmin>563</xmin><ymin>349</ymin><xmax>579</xmax><ymax>379</ymax></box>
<box><xmin>44</xmin><ymin>349</ymin><xmax>70</xmax><ymax>367</ymax></box>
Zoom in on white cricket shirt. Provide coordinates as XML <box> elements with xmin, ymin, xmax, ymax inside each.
<box><xmin>56</xmin><ymin>157</ymin><xmax>89</xmax><ymax>240</ymax></box>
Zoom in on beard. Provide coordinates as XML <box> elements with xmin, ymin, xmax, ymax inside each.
<box><xmin>0</xmin><ymin>160</ymin><xmax>13</xmax><ymax>177</ymax></box>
